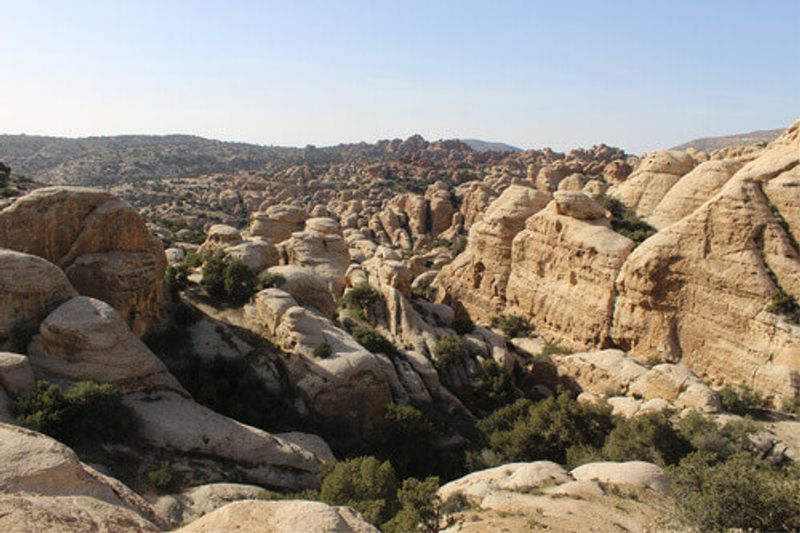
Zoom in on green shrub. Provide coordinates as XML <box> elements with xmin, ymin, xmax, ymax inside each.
<box><xmin>490</xmin><ymin>314</ymin><xmax>533</xmax><ymax>339</ymax></box>
<box><xmin>601</xmin><ymin>411</ymin><xmax>692</xmax><ymax>466</ymax></box>
<box><xmin>371</xmin><ymin>404</ymin><xmax>437</xmax><ymax>480</ymax></box>
<box><xmin>461</xmin><ymin>360</ymin><xmax>518</xmax><ymax>418</ymax></box>
<box><xmin>256</xmin><ymin>271</ymin><xmax>286</xmax><ymax>290</ymax></box>
<box><xmin>433</xmin><ymin>335</ymin><xmax>470</xmax><ymax>370</ymax></box>
<box><xmin>201</xmin><ymin>251</ymin><xmax>227</xmax><ymax>299</ymax></box>
<box><xmin>676</xmin><ymin>410</ymin><xmax>756</xmax><ymax>462</ymax></box>
<box><xmin>350</xmin><ymin>323</ymin><xmax>397</xmax><ymax>357</ymax></box>
<box><xmin>382</xmin><ymin>476</ymin><xmax>440</xmax><ymax>533</ymax></box>
<box><xmin>183</xmin><ymin>251</ymin><xmax>203</xmax><ymax>268</ymax></box>
<box><xmin>223</xmin><ymin>259</ymin><xmax>257</xmax><ymax>304</ymax></box>
<box><xmin>766</xmin><ymin>285</ymin><xmax>800</xmax><ymax>324</ymax></box>
<box><xmin>478</xmin><ymin>391</ymin><xmax>614</xmax><ymax>464</ymax></box>
<box><xmin>411</xmin><ymin>277</ymin><xmax>433</xmax><ymax>301</ymax></box>
<box><xmin>313</xmin><ymin>341</ymin><xmax>333</xmax><ymax>359</ymax></box>
<box><xmin>342</xmin><ymin>283</ymin><xmax>380</xmax><ymax>317</ymax></box>
<box><xmin>541</xmin><ymin>341</ymin><xmax>570</xmax><ymax>357</ymax></box>
<box><xmin>147</xmin><ymin>463</ymin><xmax>174</xmax><ymax>491</ymax></box>
<box><xmin>12</xmin><ymin>381</ymin><xmax>137</xmax><ymax>447</ymax></box>
<box><xmin>319</xmin><ymin>457</ymin><xmax>399</xmax><ymax>526</ymax></box>
<box><xmin>718</xmin><ymin>384</ymin><xmax>768</xmax><ymax>415</ymax></box>
<box><xmin>594</xmin><ymin>193</ymin><xmax>656</xmax><ymax>244</ymax></box>
<box><xmin>166</xmin><ymin>263</ymin><xmax>190</xmax><ymax>291</ymax></box>
<box><xmin>668</xmin><ymin>452</ymin><xmax>800</xmax><ymax>531</ymax></box>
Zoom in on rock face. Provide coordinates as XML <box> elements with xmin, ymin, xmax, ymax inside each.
<box><xmin>0</xmin><ymin>352</ymin><xmax>35</xmax><ymax>396</ymax></box>
<box><xmin>0</xmin><ymin>187</ymin><xmax>167</xmax><ymax>335</ymax></box>
<box><xmin>612</xmin><ymin>121</ymin><xmax>800</xmax><ymax>404</ymax></box>
<box><xmin>224</xmin><ymin>238</ymin><xmax>279</xmax><ymax>273</ymax></box>
<box><xmin>27</xmin><ymin>296</ymin><xmax>184</xmax><ymax>394</ymax></box>
<box><xmin>435</xmin><ymin>185</ymin><xmax>550</xmax><ymax>320</ymax></box>
<box><xmin>506</xmin><ymin>201</ymin><xmax>634</xmax><ymax>351</ymax></box>
<box><xmin>198</xmin><ymin>224</ymin><xmax>242</xmax><ymax>253</ymax></box>
<box><xmin>249</xmin><ymin>204</ymin><xmax>307</xmax><ymax>244</ymax></box>
<box><xmin>647</xmin><ymin>159</ymin><xmax>741</xmax><ymax>229</ymax></box>
<box><xmin>174</xmin><ymin>500</ymin><xmax>379</xmax><ymax>533</ymax></box>
<box><xmin>250</xmin><ymin>289</ymin><xmax>394</xmax><ymax>433</ymax></box>
<box><xmin>0</xmin><ymin>250</ymin><xmax>77</xmax><ymax>338</ymax></box>
<box><xmin>154</xmin><ymin>483</ymin><xmax>266</xmax><ymax>529</ymax></box>
<box><xmin>277</xmin><ymin>228</ymin><xmax>350</xmax><ymax>296</ymax></box>
<box><xmin>438</xmin><ymin>461</ymin><xmax>666</xmax><ymax>532</ymax></box>
<box><xmin>610</xmin><ymin>150</ymin><xmax>696</xmax><ymax>218</ymax></box>
<box><xmin>264</xmin><ymin>266</ymin><xmax>337</xmax><ymax>318</ymax></box>
<box><xmin>125</xmin><ymin>390</ymin><xmax>325</xmax><ymax>490</ymax></box>
<box><xmin>0</xmin><ymin>423</ymin><xmax>160</xmax><ymax>529</ymax></box>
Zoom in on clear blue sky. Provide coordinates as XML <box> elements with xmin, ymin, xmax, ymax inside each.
<box><xmin>1</xmin><ymin>0</ymin><xmax>798</xmax><ymax>153</ymax></box>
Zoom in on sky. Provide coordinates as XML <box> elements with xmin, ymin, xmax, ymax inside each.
<box><xmin>1</xmin><ymin>0</ymin><xmax>798</xmax><ymax>154</ymax></box>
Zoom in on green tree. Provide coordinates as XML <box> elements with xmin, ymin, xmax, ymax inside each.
<box><xmin>223</xmin><ymin>259</ymin><xmax>257</xmax><ymax>304</ymax></box>
<box><xmin>383</xmin><ymin>476</ymin><xmax>440</xmax><ymax>533</ymax></box>
<box><xmin>602</xmin><ymin>411</ymin><xmax>692</xmax><ymax>466</ymax></box>
<box><xmin>319</xmin><ymin>457</ymin><xmax>398</xmax><ymax>526</ymax></box>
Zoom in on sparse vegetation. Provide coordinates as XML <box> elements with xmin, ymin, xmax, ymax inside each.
<box><xmin>147</xmin><ymin>463</ymin><xmax>174</xmax><ymax>491</ymax></box>
<box><xmin>12</xmin><ymin>381</ymin><xmax>137</xmax><ymax>447</ymax></box>
<box><xmin>594</xmin><ymin>193</ymin><xmax>657</xmax><ymax>244</ymax></box>
<box><xmin>200</xmin><ymin>252</ymin><xmax>257</xmax><ymax>304</ymax></box>
<box><xmin>718</xmin><ymin>384</ymin><xmax>768</xmax><ymax>415</ymax></box>
<box><xmin>313</xmin><ymin>341</ymin><xmax>333</xmax><ymax>359</ymax></box>
<box><xmin>256</xmin><ymin>271</ymin><xmax>286</xmax><ymax>290</ymax></box>
<box><xmin>765</xmin><ymin>285</ymin><xmax>800</xmax><ymax>324</ymax></box>
<box><xmin>433</xmin><ymin>335</ymin><xmax>471</xmax><ymax>370</ymax></box>
<box><xmin>342</xmin><ymin>283</ymin><xmax>380</xmax><ymax>318</ymax></box>
<box><xmin>349</xmin><ymin>322</ymin><xmax>398</xmax><ymax>357</ymax></box>
<box><xmin>490</xmin><ymin>314</ymin><xmax>533</xmax><ymax>339</ymax></box>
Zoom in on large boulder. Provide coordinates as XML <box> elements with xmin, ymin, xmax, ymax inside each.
<box><xmin>277</xmin><ymin>230</ymin><xmax>350</xmax><ymax>296</ymax></box>
<box><xmin>250</xmin><ymin>289</ymin><xmax>395</xmax><ymax>433</ymax></box>
<box><xmin>609</xmin><ymin>150</ymin><xmax>696</xmax><ymax>218</ymax></box>
<box><xmin>125</xmin><ymin>391</ymin><xmax>325</xmax><ymax>490</ymax></box>
<box><xmin>570</xmin><ymin>461</ymin><xmax>668</xmax><ymax>493</ymax></box>
<box><xmin>0</xmin><ymin>423</ymin><xmax>160</xmax><ymax>526</ymax></box>
<box><xmin>174</xmin><ymin>500</ymin><xmax>379</xmax><ymax>533</ymax></box>
<box><xmin>27</xmin><ymin>297</ymin><xmax>184</xmax><ymax>394</ymax></box>
<box><xmin>225</xmin><ymin>238</ymin><xmax>279</xmax><ymax>273</ymax></box>
<box><xmin>249</xmin><ymin>205</ymin><xmax>307</xmax><ymax>244</ymax></box>
<box><xmin>647</xmin><ymin>159</ymin><xmax>742</xmax><ymax>229</ymax></box>
<box><xmin>438</xmin><ymin>461</ymin><xmax>570</xmax><ymax>502</ymax></box>
<box><xmin>611</xmin><ymin>120</ymin><xmax>800</xmax><ymax>404</ymax></box>
<box><xmin>263</xmin><ymin>266</ymin><xmax>336</xmax><ymax>318</ymax></box>
<box><xmin>435</xmin><ymin>185</ymin><xmax>550</xmax><ymax>321</ymax></box>
<box><xmin>197</xmin><ymin>224</ymin><xmax>242</xmax><ymax>254</ymax></box>
<box><xmin>154</xmin><ymin>483</ymin><xmax>265</xmax><ymax>529</ymax></box>
<box><xmin>0</xmin><ymin>187</ymin><xmax>167</xmax><ymax>335</ymax></box>
<box><xmin>553</xmin><ymin>349</ymin><xmax>647</xmax><ymax>397</ymax></box>
<box><xmin>0</xmin><ymin>352</ymin><xmax>35</xmax><ymax>396</ymax></box>
<box><xmin>0</xmin><ymin>250</ymin><xmax>77</xmax><ymax>339</ymax></box>
<box><xmin>506</xmin><ymin>201</ymin><xmax>634</xmax><ymax>351</ymax></box>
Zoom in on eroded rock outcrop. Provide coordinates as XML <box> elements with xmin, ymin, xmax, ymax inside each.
<box><xmin>435</xmin><ymin>185</ymin><xmax>550</xmax><ymax>321</ymax></box>
<box><xmin>506</xmin><ymin>195</ymin><xmax>634</xmax><ymax>350</ymax></box>
<box><xmin>0</xmin><ymin>187</ymin><xmax>167</xmax><ymax>335</ymax></box>
<box><xmin>612</xmin><ymin>120</ymin><xmax>800</xmax><ymax>403</ymax></box>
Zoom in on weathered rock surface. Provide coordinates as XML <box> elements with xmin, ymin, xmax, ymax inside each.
<box><xmin>154</xmin><ymin>483</ymin><xmax>265</xmax><ymax>529</ymax></box>
<box><xmin>610</xmin><ymin>150</ymin><xmax>696</xmax><ymax>218</ymax></box>
<box><xmin>612</xmin><ymin>120</ymin><xmax>800</xmax><ymax>403</ymax></box>
<box><xmin>570</xmin><ymin>461</ymin><xmax>667</xmax><ymax>493</ymax></box>
<box><xmin>0</xmin><ymin>187</ymin><xmax>167</xmax><ymax>335</ymax></box>
<box><xmin>249</xmin><ymin>205</ymin><xmax>307</xmax><ymax>243</ymax></box>
<box><xmin>27</xmin><ymin>297</ymin><xmax>183</xmax><ymax>394</ymax></box>
<box><xmin>197</xmin><ymin>224</ymin><xmax>242</xmax><ymax>253</ymax></box>
<box><xmin>0</xmin><ymin>250</ymin><xmax>77</xmax><ymax>338</ymax></box>
<box><xmin>175</xmin><ymin>500</ymin><xmax>379</xmax><ymax>533</ymax></box>
<box><xmin>647</xmin><ymin>159</ymin><xmax>741</xmax><ymax>229</ymax></box>
<box><xmin>277</xmin><ymin>229</ymin><xmax>350</xmax><ymax>295</ymax></box>
<box><xmin>125</xmin><ymin>390</ymin><xmax>325</xmax><ymax>490</ymax></box>
<box><xmin>225</xmin><ymin>238</ymin><xmax>279</xmax><ymax>273</ymax></box>
<box><xmin>0</xmin><ymin>352</ymin><xmax>35</xmax><ymax>397</ymax></box>
<box><xmin>506</xmin><ymin>202</ymin><xmax>634</xmax><ymax>350</ymax></box>
<box><xmin>435</xmin><ymin>185</ymin><xmax>550</xmax><ymax>320</ymax></box>
<box><xmin>0</xmin><ymin>423</ymin><xmax>160</xmax><ymax>527</ymax></box>
<box><xmin>263</xmin><ymin>265</ymin><xmax>337</xmax><ymax>318</ymax></box>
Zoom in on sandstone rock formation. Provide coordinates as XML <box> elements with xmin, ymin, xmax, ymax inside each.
<box><xmin>0</xmin><ymin>187</ymin><xmax>167</xmax><ymax>335</ymax></box>
<box><xmin>610</xmin><ymin>150</ymin><xmax>696</xmax><ymax>218</ymax></box>
<box><xmin>435</xmin><ymin>185</ymin><xmax>550</xmax><ymax>320</ymax></box>
<box><xmin>175</xmin><ymin>500</ymin><xmax>379</xmax><ymax>533</ymax></box>
<box><xmin>277</xmin><ymin>227</ymin><xmax>350</xmax><ymax>295</ymax></box>
<box><xmin>506</xmin><ymin>197</ymin><xmax>634</xmax><ymax>350</ymax></box>
<box><xmin>612</xmin><ymin>120</ymin><xmax>800</xmax><ymax>403</ymax></box>
<box><xmin>0</xmin><ymin>250</ymin><xmax>77</xmax><ymax>339</ymax></box>
<box><xmin>249</xmin><ymin>204</ymin><xmax>307</xmax><ymax>243</ymax></box>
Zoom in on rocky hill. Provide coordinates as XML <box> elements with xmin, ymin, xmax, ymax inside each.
<box><xmin>0</xmin><ymin>121</ymin><xmax>799</xmax><ymax>532</ymax></box>
<box><xmin>460</xmin><ymin>139</ymin><xmax>521</xmax><ymax>152</ymax></box>
<box><xmin>671</xmin><ymin>127</ymin><xmax>784</xmax><ymax>152</ymax></box>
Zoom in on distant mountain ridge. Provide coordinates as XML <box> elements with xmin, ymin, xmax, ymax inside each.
<box><xmin>670</xmin><ymin>128</ymin><xmax>784</xmax><ymax>152</ymax></box>
<box><xmin>460</xmin><ymin>139</ymin><xmax>522</xmax><ymax>152</ymax></box>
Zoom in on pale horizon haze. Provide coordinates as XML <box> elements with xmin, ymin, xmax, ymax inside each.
<box><xmin>1</xmin><ymin>0</ymin><xmax>798</xmax><ymax>154</ymax></box>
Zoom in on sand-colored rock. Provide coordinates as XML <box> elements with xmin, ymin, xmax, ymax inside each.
<box><xmin>553</xmin><ymin>349</ymin><xmax>647</xmax><ymax>397</ymax></box>
<box><xmin>610</xmin><ymin>150</ymin><xmax>696</xmax><ymax>218</ymax></box>
<box><xmin>125</xmin><ymin>390</ymin><xmax>325</xmax><ymax>490</ymax></box>
<box><xmin>611</xmin><ymin>120</ymin><xmax>800</xmax><ymax>403</ymax></box>
<box><xmin>629</xmin><ymin>364</ymin><xmax>720</xmax><ymax>413</ymax></box>
<box><xmin>263</xmin><ymin>265</ymin><xmax>336</xmax><ymax>318</ymax></box>
<box><xmin>175</xmin><ymin>500</ymin><xmax>379</xmax><ymax>533</ymax></box>
<box><xmin>277</xmin><ymin>230</ymin><xmax>350</xmax><ymax>296</ymax></box>
<box><xmin>0</xmin><ymin>187</ymin><xmax>167</xmax><ymax>335</ymax></box>
<box><xmin>648</xmin><ymin>159</ymin><xmax>742</xmax><ymax>229</ymax></box>
<box><xmin>304</xmin><ymin>217</ymin><xmax>342</xmax><ymax>236</ymax></box>
<box><xmin>435</xmin><ymin>186</ymin><xmax>550</xmax><ymax>321</ymax></box>
<box><xmin>0</xmin><ymin>352</ymin><xmax>35</xmax><ymax>397</ymax></box>
<box><xmin>198</xmin><ymin>224</ymin><xmax>241</xmax><ymax>253</ymax></box>
<box><xmin>438</xmin><ymin>462</ymin><xmax>570</xmax><ymax>502</ymax></box>
<box><xmin>0</xmin><ymin>250</ymin><xmax>77</xmax><ymax>338</ymax></box>
<box><xmin>553</xmin><ymin>191</ymin><xmax>606</xmax><ymax>219</ymax></box>
<box><xmin>27</xmin><ymin>297</ymin><xmax>184</xmax><ymax>394</ymax></box>
<box><xmin>225</xmin><ymin>238</ymin><xmax>279</xmax><ymax>273</ymax></box>
<box><xmin>570</xmin><ymin>461</ymin><xmax>667</xmax><ymax>493</ymax></box>
<box><xmin>249</xmin><ymin>204</ymin><xmax>307</xmax><ymax>244</ymax></box>
<box><xmin>155</xmin><ymin>483</ymin><xmax>265</xmax><ymax>529</ymax></box>
<box><xmin>506</xmin><ymin>202</ymin><xmax>634</xmax><ymax>350</ymax></box>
